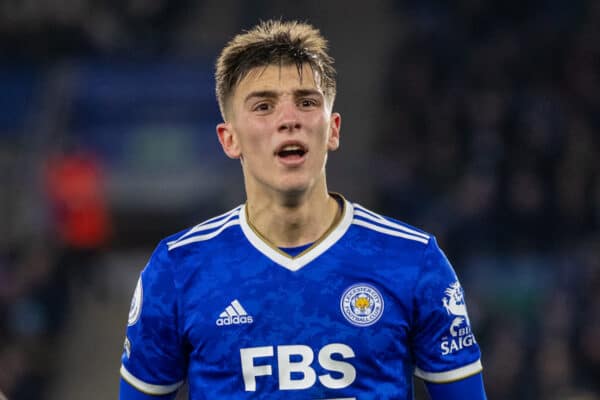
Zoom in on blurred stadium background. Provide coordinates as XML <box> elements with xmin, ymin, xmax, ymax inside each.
<box><xmin>1</xmin><ymin>1</ymin><xmax>599</xmax><ymax>399</ymax></box>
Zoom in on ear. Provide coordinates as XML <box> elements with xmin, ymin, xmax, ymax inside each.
<box><xmin>216</xmin><ymin>122</ymin><xmax>241</xmax><ymax>159</ymax></box>
<box><xmin>327</xmin><ymin>112</ymin><xmax>341</xmax><ymax>151</ymax></box>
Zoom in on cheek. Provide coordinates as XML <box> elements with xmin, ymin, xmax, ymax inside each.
<box><xmin>238</xmin><ymin>127</ymin><xmax>271</xmax><ymax>155</ymax></box>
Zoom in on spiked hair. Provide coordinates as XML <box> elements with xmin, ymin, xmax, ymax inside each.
<box><xmin>215</xmin><ymin>20</ymin><xmax>337</xmax><ymax>119</ymax></box>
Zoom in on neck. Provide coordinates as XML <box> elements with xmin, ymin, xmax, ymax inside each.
<box><xmin>245</xmin><ymin>187</ymin><xmax>340</xmax><ymax>248</ymax></box>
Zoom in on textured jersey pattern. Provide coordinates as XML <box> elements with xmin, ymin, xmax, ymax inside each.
<box><xmin>121</xmin><ymin>199</ymin><xmax>482</xmax><ymax>399</ymax></box>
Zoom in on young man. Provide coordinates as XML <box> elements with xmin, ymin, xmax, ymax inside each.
<box><xmin>119</xmin><ymin>20</ymin><xmax>487</xmax><ymax>399</ymax></box>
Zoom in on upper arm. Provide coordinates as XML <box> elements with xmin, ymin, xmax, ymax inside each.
<box><xmin>412</xmin><ymin>237</ymin><xmax>484</xmax><ymax>383</ymax></box>
<box><xmin>425</xmin><ymin>372</ymin><xmax>487</xmax><ymax>400</ymax></box>
<box><xmin>120</xmin><ymin>377</ymin><xmax>177</xmax><ymax>400</ymax></box>
<box><xmin>120</xmin><ymin>243</ymin><xmax>187</xmax><ymax>397</ymax></box>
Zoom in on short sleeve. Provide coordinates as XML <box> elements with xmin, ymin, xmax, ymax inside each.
<box><xmin>412</xmin><ymin>237</ymin><xmax>482</xmax><ymax>383</ymax></box>
<box><xmin>120</xmin><ymin>242</ymin><xmax>187</xmax><ymax>396</ymax></box>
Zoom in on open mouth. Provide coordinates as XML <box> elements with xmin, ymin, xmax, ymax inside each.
<box><xmin>276</xmin><ymin>143</ymin><xmax>308</xmax><ymax>159</ymax></box>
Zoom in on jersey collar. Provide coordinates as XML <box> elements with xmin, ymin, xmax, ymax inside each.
<box><xmin>239</xmin><ymin>195</ymin><xmax>354</xmax><ymax>272</ymax></box>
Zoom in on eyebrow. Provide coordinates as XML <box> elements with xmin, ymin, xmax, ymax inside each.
<box><xmin>243</xmin><ymin>88</ymin><xmax>323</xmax><ymax>104</ymax></box>
<box><xmin>244</xmin><ymin>90</ymin><xmax>278</xmax><ymax>104</ymax></box>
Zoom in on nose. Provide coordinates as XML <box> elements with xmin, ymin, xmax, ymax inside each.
<box><xmin>277</xmin><ymin>100</ymin><xmax>301</xmax><ymax>133</ymax></box>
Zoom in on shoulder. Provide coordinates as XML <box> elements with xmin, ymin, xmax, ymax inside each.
<box><xmin>349</xmin><ymin>202</ymin><xmax>431</xmax><ymax>246</ymax></box>
<box><xmin>141</xmin><ymin>205</ymin><xmax>244</xmax><ymax>276</ymax></box>
<box><xmin>163</xmin><ymin>205</ymin><xmax>244</xmax><ymax>251</ymax></box>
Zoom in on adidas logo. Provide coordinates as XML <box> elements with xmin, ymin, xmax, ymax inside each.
<box><xmin>216</xmin><ymin>299</ymin><xmax>254</xmax><ymax>326</ymax></box>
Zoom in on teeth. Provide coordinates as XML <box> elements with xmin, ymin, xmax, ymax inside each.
<box><xmin>282</xmin><ymin>145</ymin><xmax>302</xmax><ymax>151</ymax></box>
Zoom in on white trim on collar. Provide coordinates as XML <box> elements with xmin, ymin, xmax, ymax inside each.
<box><xmin>239</xmin><ymin>199</ymin><xmax>354</xmax><ymax>272</ymax></box>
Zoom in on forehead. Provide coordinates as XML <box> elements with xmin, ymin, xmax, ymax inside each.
<box><xmin>234</xmin><ymin>63</ymin><xmax>323</xmax><ymax>99</ymax></box>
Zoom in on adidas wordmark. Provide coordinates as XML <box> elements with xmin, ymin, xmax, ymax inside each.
<box><xmin>216</xmin><ymin>299</ymin><xmax>254</xmax><ymax>326</ymax></box>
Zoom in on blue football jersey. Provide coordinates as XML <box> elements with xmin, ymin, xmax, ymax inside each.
<box><xmin>120</xmin><ymin>196</ymin><xmax>482</xmax><ymax>399</ymax></box>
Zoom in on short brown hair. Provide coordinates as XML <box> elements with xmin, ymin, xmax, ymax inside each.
<box><xmin>215</xmin><ymin>19</ymin><xmax>337</xmax><ymax>119</ymax></box>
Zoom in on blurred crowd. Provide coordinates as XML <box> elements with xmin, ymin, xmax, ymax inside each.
<box><xmin>0</xmin><ymin>1</ymin><xmax>599</xmax><ymax>399</ymax></box>
<box><xmin>0</xmin><ymin>0</ymin><xmax>195</xmax><ymax>58</ymax></box>
<box><xmin>0</xmin><ymin>0</ymin><xmax>259</xmax><ymax>59</ymax></box>
<box><xmin>0</xmin><ymin>147</ymin><xmax>111</xmax><ymax>398</ymax></box>
<box><xmin>375</xmin><ymin>1</ymin><xmax>600</xmax><ymax>399</ymax></box>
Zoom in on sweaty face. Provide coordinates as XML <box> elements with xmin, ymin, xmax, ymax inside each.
<box><xmin>217</xmin><ymin>63</ymin><xmax>340</xmax><ymax>198</ymax></box>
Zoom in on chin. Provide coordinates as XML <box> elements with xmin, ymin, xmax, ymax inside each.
<box><xmin>275</xmin><ymin>179</ymin><xmax>313</xmax><ymax>197</ymax></box>
<box><xmin>273</xmin><ymin>172</ymin><xmax>311</xmax><ymax>190</ymax></box>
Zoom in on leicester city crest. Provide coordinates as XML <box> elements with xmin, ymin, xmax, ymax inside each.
<box><xmin>340</xmin><ymin>283</ymin><xmax>384</xmax><ymax>327</ymax></box>
<box><xmin>128</xmin><ymin>276</ymin><xmax>143</xmax><ymax>326</ymax></box>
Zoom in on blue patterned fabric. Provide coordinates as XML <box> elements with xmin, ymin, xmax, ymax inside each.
<box><xmin>425</xmin><ymin>372</ymin><xmax>487</xmax><ymax>400</ymax></box>
<box><xmin>120</xmin><ymin>197</ymin><xmax>482</xmax><ymax>399</ymax></box>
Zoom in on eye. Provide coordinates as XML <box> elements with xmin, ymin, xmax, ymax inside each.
<box><xmin>252</xmin><ymin>102</ymin><xmax>273</xmax><ymax>113</ymax></box>
<box><xmin>299</xmin><ymin>98</ymin><xmax>319</xmax><ymax>108</ymax></box>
